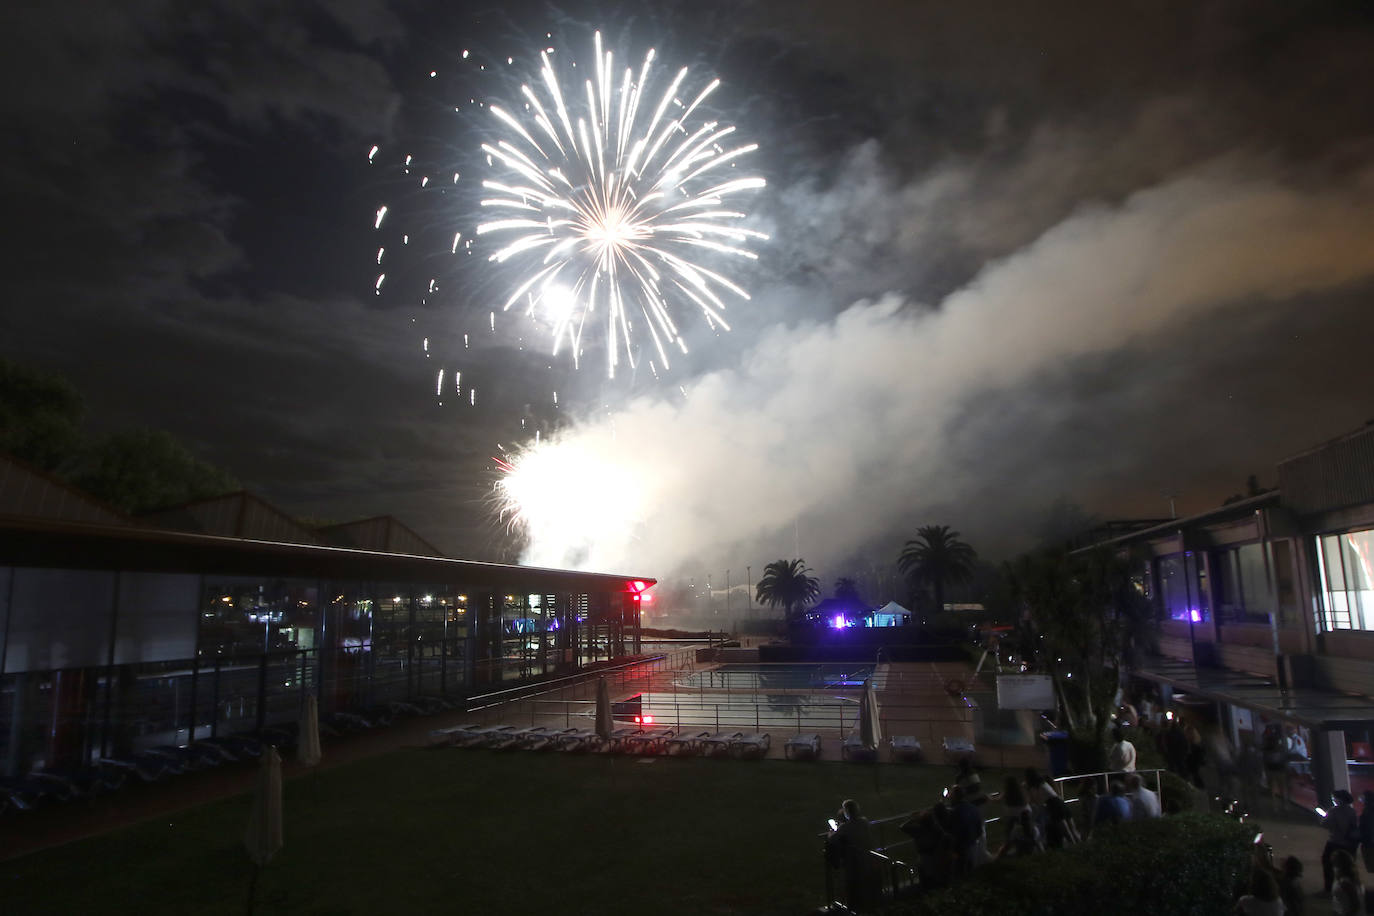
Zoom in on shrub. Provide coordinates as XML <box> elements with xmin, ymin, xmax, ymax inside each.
<box><xmin>1158</xmin><ymin>770</ymin><xmax>1200</xmax><ymax>813</ymax></box>
<box><xmin>886</xmin><ymin>812</ymin><xmax>1252</xmax><ymax>916</ymax></box>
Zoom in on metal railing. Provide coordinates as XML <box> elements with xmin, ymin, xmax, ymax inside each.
<box><xmin>819</xmin><ymin>767</ymin><xmax>1172</xmax><ymax>911</ymax></box>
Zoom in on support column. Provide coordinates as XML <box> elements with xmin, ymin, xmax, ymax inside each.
<box><xmin>1313</xmin><ymin>728</ymin><xmax>1350</xmax><ymax>806</ymax></box>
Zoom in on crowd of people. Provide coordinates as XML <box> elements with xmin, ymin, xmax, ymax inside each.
<box><xmin>823</xmin><ymin>746</ymin><xmax>1374</xmax><ymax>914</ymax></box>
<box><xmin>823</xmin><ymin>756</ymin><xmax>1169</xmax><ymax>909</ymax></box>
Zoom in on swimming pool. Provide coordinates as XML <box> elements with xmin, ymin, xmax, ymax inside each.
<box><xmin>677</xmin><ymin>663</ymin><xmax>874</xmax><ymax>691</ymax></box>
<box><xmin>630</xmin><ymin>690</ymin><xmax>862</xmax><ymax>731</ymax></box>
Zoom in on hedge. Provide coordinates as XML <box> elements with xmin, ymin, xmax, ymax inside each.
<box><xmin>885</xmin><ymin>812</ymin><xmax>1253</xmax><ymax>916</ymax></box>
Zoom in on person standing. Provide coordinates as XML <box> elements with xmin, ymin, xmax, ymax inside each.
<box><xmin>1331</xmin><ymin>849</ymin><xmax>1365</xmax><ymax>915</ymax></box>
<box><xmin>827</xmin><ymin>799</ymin><xmax>878</xmax><ymax>912</ymax></box>
<box><xmin>901</xmin><ymin>803</ymin><xmax>954</xmax><ymax>892</ymax></box>
<box><xmin>952</xmin><ymin>756</ymin><xmax>987</xmax><ymax>805</ymax></box>
<box><xmin>1324</xmin><ymin>790</ymin><xmax>1362</xmax><ymax>896</ymax></box>
<box><xmin>1077</xmin><ymin>778</ymin><xmax>1100</xmax><ymax>839</ymax></box>
<box><xmin>1108</xmin><ymin>727</ymin><xmax>1137</xmax><ymax>773</ymax></box>
<box><xmin>1185</xmin><ymin>722</ymin><xmax>1207</xmax><ymax>788</ymax></box>
<box><xmin>1262</xmin><ymin>724</ymin><xmax>1290</xmax><ymax>807</ymax></box>
<box><xmin>1359</xmin><ymin>789</ymin><xmax>1374</xmax><ymax>911</ymax></box>
<box><xmin>1126</xmin><ymin>773</ymin><xmax>1162</xmax><ymax>820</ymax></box>
<box><xmin>1043</xmin><ymin>796</ymin><xmax>1081</xmax><ymax>849</ymax></box>
<box><xmin>1277</xmin><ymin>855</ymin><xmax>1306</xmax><ymax>916</ymax></box>
<box><xmin>948</xmin><ymin>785</ymin><xmax>989</xmax><ymax>875</ymax></box>
<box><xmin>1165</xmin><ymin>719</ymin><xmax>1191</xmax><ymax>775</ymax></box>
<box><xmin>999</xmin><ymin>774</ymin><xmax>1031</xmax><ymax>844</ymax></box>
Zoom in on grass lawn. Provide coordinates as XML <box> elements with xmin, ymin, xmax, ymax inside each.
<box><xmin>0</xmin><ymin>749</ymin><xmax>971</xmax><ymax>915</ymax></box>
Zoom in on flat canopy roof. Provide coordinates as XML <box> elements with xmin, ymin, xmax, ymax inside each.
<box><xmin>1132</xmin><ymin>656</ymin><xmax>1374</xmax><ymax>731</ymax></box>
<box><xmin>0</xmin><ymin>515</ymin><xmax>655</xmax><ymax>594</ymax></box>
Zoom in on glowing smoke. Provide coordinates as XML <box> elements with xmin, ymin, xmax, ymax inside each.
<box><xmin>512</xmin><ymin>162</ymin><xmax>1374</xmax><ymax>575</ymax></box>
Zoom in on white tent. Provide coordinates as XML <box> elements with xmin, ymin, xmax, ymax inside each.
<box><xmin>872</xmin><ymin>601</ymin><xmax>911</xmax><ymax>627</ymax></box>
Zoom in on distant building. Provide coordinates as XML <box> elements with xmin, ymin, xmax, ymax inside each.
<box><xmin>0</xmin><ymin>455</ymin><xmax>653</xmax><ymax>777</ymax></box>
<box><xmin>1079</xmin><ymin>422</ymin><xmax>1374</xmax><ymax>803</ymax></box>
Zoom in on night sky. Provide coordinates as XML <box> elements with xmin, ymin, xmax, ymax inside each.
<box><xmin>4</xmin><ymin>1</ymin><xmax>1374</xmax><ymax>590</ymax></box>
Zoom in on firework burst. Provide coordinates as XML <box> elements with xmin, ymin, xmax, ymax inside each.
<box><xmin>477</xmin><ymin>32</ymin><xmax>767</xmax><ymax>377</ymax></box>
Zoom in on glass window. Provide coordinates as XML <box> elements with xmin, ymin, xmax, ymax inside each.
<box><xmin>1317</xmin><ymin>530</ymin><xmax>1374</xmax><ymax>632</ymax></box>
<box><xmin>4</xmin><ymin>568</ymin><xmax>116</xmax><ymax>672</ymax></box>
<box><xmin>113</xmin><ymin>573</ymin><xmax>200</xmax><ymax>664</ymax></box>
<box><xmin>198</xmin><ymin>577</ymin><xmax>320</xmax><ymax>659</ymax></box>
<box><xmin>1157</xmin><ymin>555</ymin><xmax>1206</xmax><ymax>622</ymax></box>
<box><xmin>1237</xmin><ymin>544</ymin><xmax>1277</xmax><ymax>620</ymax></box>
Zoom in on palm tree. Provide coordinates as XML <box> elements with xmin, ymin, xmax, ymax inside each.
<box><xmin>755</xmin><ymin>559</ymin><xmax>821</xmax><ymax>621</ymax></box>
<box><xmin>898</xmin><ymin>525</ymin><xmax>977</xmax><ymax>613</ymax></box>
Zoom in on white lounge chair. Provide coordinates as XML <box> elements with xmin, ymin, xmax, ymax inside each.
<box><xmin>942</xmin><ymin>736</ymin><xmax>976</xmax><ymax>761</ymax></box>
<box><xmin>698</xmin><ymin>732</ymin><xmax>744</xmax><ymax>757</ymax></box>
<box><xmin>622</xmin><ymin>727</ymin><xmax>676</xmax><ymax>755</ymax></box>
<box><xmin>784</xmin><ymin>733</ymin><xmax>821</xmax><ymax>760</ymax></box>
<box><xmin>731</xmin><ymin>733</ymin><xmax>771</xmax><ymax>759</ymax></box>
<box><xmin>842</xmin><ymin>733</ymin><xmax>878</xmax><ymax>762</ymax></box>
<box><xmin>457</xmin><ymin>725</ymin><xmax>516</xmax><ymax>748</ymax></box>
<box><xmin>890</xmin><ymin>736</ymin><xmax>923</xmax><ymax>762</ymax></box>
<box><xmin>489</xmin><ymin>726</ymin><xmax>548</xmax><ymax>750</ymax></box>
<box><xmin>665</xmin><ymin>731</ymin><xmax>711</xmax><ymax>756</ymax></box>
<box><xmin>427</xmin><ymin>723</ymin><xmax>481</xmax><ymax>748</ymax></box>
<box><xmin>553</xmin><ymin>729</ymin><xmax>606</xmax><ymax>752</ymax></box>
<box><xmin>522</xmin><ymin>727</ymin><xmax>578</xmax><ymax>751</ymax></box>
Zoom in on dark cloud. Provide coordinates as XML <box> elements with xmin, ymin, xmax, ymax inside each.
<box><xmin>2</xmin><ymin>0</ymin><xmax>1373</xmax><ymax>575</ymax></box>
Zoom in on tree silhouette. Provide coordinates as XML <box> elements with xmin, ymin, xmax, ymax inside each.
<box><xmin>1009</xmin><ymin>547</ymin><xmax>1152</xmax><ymax>757</ymax></box>
<box><xmin>72</xmin><ymin>428</ymin><xmax>238</xmax><ymax>514</ymax></box>
<box><xmin>834</xmin><ymin>577</ymin><xmax>864</xmax><ymax>608</ymax></box>
<box><xmin>754</xmin><ymin>559</ymin><xmax>821</xmax><ymax>621</ymax></box>
<box><xmin>0</xmin><ymin>359</ymin><xmax>84</xmax><ymax>472</ymax></box>
<box><xmin>898</xmin><ymin>525</ymin><xmax>977</xmax><ymax>612</ymax></box>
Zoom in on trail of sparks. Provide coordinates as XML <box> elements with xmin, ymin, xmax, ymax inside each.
<box><xmin>477</xmin><ymin>32</ymin><xmax>767</xmax><ymax>378</ymax></box>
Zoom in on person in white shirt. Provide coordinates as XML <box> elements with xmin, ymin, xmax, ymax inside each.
<box><xmin>1233</xmin><ymin>868</ymin><xmax>1285</xmax><ymax>916</ymax></box>
<box><xmin>1107</xmin><ymin>727</ymin><xmax>1138</xmax><ymax>773</ymax></box>
<box><xmin>1286</xmin><ymin>726</ymin><xmax>1310</xmax><ymax>782</ymax></box>
<box><xmin>1126</xmin><ymin>773</ymin><xmax>1162</xmax><ymax>819</ymax></box>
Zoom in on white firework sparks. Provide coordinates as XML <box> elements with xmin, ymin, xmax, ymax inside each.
<box><xmin>476</xmin><ymin>32</ymin><xmax>767</xmax><ymax>377</ymax></box>
<box><xmin>493</xmin><ymin>437</ymin><xmax>646</xmax><ymax>568</ymax></box>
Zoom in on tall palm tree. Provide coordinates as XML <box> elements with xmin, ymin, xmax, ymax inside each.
<box><xmin>755</xmin><ymin>559</ymin><xmax>821</xmax><ymax>621</ymax></box>
<box><xmin>898</xmin><ymin>525</ymin><xmax>977</xmax><ymax>613</ymax></box>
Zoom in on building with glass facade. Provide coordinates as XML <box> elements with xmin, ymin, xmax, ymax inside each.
<box><xmin>1083</xmin><ymin>423</ymin><xmax>1374</xmax><ymax>803</ymax></box>
<box><xmin>0</xmin><ymin>458</ymin><xmax>653</xmax><ymax>779</ymax></box>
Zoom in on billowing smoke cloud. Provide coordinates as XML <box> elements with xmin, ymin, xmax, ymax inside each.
<box><xmin>511</xmin><ymin>157</ymin><xmax>1374</xmax><ymax>580</ymax></box>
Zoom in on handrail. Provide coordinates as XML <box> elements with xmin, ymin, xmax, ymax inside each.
<box><xmin>826</xmin><ymin>768</ymin><xmax>1173</xmax><ymax>910</ymax></box>
<box><xmin>465</xmin><ymin>654</ymin><xmax>667</xmax><ymax>711</ymax></box>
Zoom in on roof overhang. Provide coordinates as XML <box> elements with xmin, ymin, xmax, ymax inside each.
<box><xmin>0</xmin><ymin>515</ymin><xmax>654</xmax><ymax>593</ymax></box>
<box><xmin>1131</xmin><ymin>656</ymin><xmax>1374</xmax><ymax>731</ymax></box>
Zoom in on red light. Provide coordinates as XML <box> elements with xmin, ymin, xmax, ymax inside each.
<box><xmin>643</xmin><ymin>715</ymin><xmax>653</xmax><ymax>724</ymax></box>
<box><xmin>633</xmin><ymin>716</ymin><xmax>641</xmax><ymax>723</ymax></box>
<box><xmin>631</xmin><ymin>580</ymin><xmax>648</xmax><ymax>593</ymax></box>
<box><xmin>640</xmin><ymin>592</ymin><xmax>653</xmax><ymax>603</ymax></box>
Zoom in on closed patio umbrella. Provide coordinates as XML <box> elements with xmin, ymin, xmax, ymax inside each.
<box><xmin>595</xmin><ymin>677</ymin><xmax>612</xmax><ymax>741</ymax></box>
<box><xmin>298</xmin><ymin>695</ymin><xmax>322</xmax><ymax>768</ymax></box>
<box><xmin>244</xmin><ymin>745</ymin><xmax>283</xmax><ymax>912</ymax></box>
<box><xmin>245</xmin><ymin>745</ymin><xmax>283</xmax><ymax>866</ymax></box>
<box><xmin>859</xmin><ymin>678</ymin><xmax>881</xmax><ymax>752</ymax></box>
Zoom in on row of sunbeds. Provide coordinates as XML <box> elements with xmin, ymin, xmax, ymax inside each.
<box><xmin>783</xmin><ymin>733</ymin><xmax>977</xmax><ymax>763</ymax></box>
<box><xmin>427</xmin><ymin>723</ymin><xmax>774</xmax><ymax>759</ymax></box>
<box><xmin>0</xmin><ymin>727</ymin><xmax>295</xmax><ymax>814</ymax></box>
<box><xmin>1</xmin><ymin>696</ymin><xmax>469</xmax><ymax>815</ymax></box>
